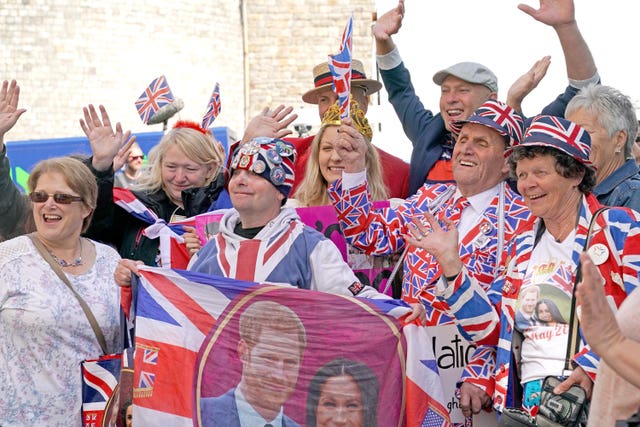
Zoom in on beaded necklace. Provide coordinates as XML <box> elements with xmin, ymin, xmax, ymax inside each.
<box><xmin>47</xmin><ymin>239</ymin><xmax>83</xmax><ymax>267</ymax></box>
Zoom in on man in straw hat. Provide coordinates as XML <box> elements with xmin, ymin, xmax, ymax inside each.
<box><xmin>240</xmin><ymin>59</ymin><xmax>411</xmax><ymax>199</ymax></box>
<box><xmin>291</xmin><ymin>58</ymin><xmax>410</xmax><ymax>199</ymax></box>
<box><xmin>328</xmin><ymin>100</ymin><xmax>532</xmax><ymax>418</ymax></box>
<box><xmin>373</xmin><ymin>0</ymin><xmax>599</xmax><ymax>196</ymax></box>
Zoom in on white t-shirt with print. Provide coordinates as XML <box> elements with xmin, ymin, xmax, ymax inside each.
<box><xmin>517</xmin><ymin>229</ymin><xmax>575</xmax><ymax>384</ymax></box>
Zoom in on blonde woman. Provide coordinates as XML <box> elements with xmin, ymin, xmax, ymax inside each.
<box><xmin>290</xmin><ymin>99</ymin><xmax>388</xmax><ymax>207</ymax></box>
<box><xmin>83</xmin><ymin>104</ymin><xmax>228</xmax><ymax>266</ymax></box>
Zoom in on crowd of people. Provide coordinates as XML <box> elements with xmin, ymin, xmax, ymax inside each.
<box><xmin>1</xmin><ymin>0</ymin><xmax>640</xmax><ymax>426</ymax></box>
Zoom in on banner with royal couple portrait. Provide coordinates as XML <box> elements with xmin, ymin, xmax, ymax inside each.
<box><xmin>126</xmin><ymin>267</ymin><xmax>454</xmax><ymax>426</ymax></box>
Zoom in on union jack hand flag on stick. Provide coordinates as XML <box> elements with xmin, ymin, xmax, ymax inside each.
<box><xmin>328</xmin><ymin>14</ymin><xmax>353</xmax><ymax>120</ymax></box>
<box><xmin>135</xmin><ymin>75</ymin><xmax>175</xmax><ymax>124</ymax></box>
<box><xmin>201</xmin><ymin>82</ymin><xmax>221</xmax><ymax>129</ymax></box>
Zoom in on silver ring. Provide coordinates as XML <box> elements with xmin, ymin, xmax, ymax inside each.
<box><xmin>416</xmin><ymin>235</ymin><xmax>423</xmax><ymax>241</ymax></box>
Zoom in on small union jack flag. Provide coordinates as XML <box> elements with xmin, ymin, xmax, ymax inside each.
<box><xmin>201</xmin><ymin>82</ymin><xmax>222</xmax><ymax>129</ymax></box>
<box><xmin>328</xmin><ymin>14</ymin><xmax>353</xmax><ymax>119</ymax></box>
<box><xmin>143</xmin><ymin>347</ymin><xmax>159</xmax><ymax>365</ymax></box>
<box><xmin>135</xmin><ymin>75</ymin><xmax>175</xmax><ymax>124</ymax></box>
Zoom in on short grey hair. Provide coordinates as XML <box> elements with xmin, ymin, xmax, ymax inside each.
<box><xmin>566</xmin><ymin>84</ymin><xmax>638</xmax><ymax>159</ymax></box>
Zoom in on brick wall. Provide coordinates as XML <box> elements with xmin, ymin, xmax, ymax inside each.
<box><xmin>1</xmin><ymin>0</ymin><xmax>375</xmax><ymax>142</ymax></box>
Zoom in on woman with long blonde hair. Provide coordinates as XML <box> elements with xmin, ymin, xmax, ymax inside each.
<box><xmin>291</xmin><ymin>99</ymin><xmax>388</xmax><ymax>207</ymax></box>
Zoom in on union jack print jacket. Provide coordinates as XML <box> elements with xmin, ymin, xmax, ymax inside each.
<box><xmin>328</xmin><ymin>178</ymin><xmax>531</xmax><ymax>396</ymax></box>
<box><xmin>189</xmin><ymin>207</ymin><xmax>388</xmax><ymax>300</ymax></box>
<box><xmin>437</xmin><ymin>193</ymin><xmax>640</xmax><ymax>412</ymax></box>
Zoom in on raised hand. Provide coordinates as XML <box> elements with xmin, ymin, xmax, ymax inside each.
<box><xmin>373</xmin><ymin>0</ymin><xmax>405</xmax><ymax>42</ymax></box>
<box><xmin>241</xmin><ymin>105</ymin><xmax>298</xmax><ymax>143</ymax></box>
<box><xmin>518</xmin><ymin>0</ymin><xmax>575</xmax><ymax>28</ymax></box>
<box><xmin>79</xmin><ymin>104</ymin><xmax>134</xmax><ymax>172</ymax></box>
<box><xmin>0</xmin><ymin>80</ymin><xmax>27</xmax><ymax>145</ymax></box>
<box><xmin>403</xmin><ymin>211</ymin><xmax>462</xmax><ymax>278</ymax></box>
<box><xmin>333</xmin><ymin>117</ymin><xmax>367</xmax><ymax>173</ymax></box>
<box><xmin>506</xmin><ymin>56</ymin><xmax>551</xmax><ymax>113</ymax></box>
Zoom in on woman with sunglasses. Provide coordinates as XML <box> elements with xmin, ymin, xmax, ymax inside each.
<box><xmin>0</xmin><ymin>156</ymin><xmax>121</xmax><ymax>426</ymax></box>
<box><xmin>81</xmin><ymin>104</ymin><xmax>229</xmax><ymax>266</ymax></box>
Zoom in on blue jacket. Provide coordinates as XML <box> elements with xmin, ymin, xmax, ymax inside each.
<box><xmin>200</xmin><ymin>388</ymin><xmax>301</xmax><ymax>427</ymax></box>
<box><xmin>593</xmin><ymin>159</ymin><xmax>640</xmax><ymax>212</ymax></box>
<box><xmin>380</xmin><ymin>62</ymin><xmax>581</xmax><ymax>195</ymax></box>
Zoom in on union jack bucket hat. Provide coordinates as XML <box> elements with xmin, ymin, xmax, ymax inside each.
<box><xmin>452</xmin><ymin>100</ymin><xmax>525</xmax><ymax>148</ymax></box>
<box><xmin>516</xmin><ymin>115</ymin><xmax>594</xmax><ymax>170</ymax></box>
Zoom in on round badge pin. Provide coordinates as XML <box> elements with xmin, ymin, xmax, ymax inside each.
<box><xmin>243</xmin><ymin>140</ymin><xmax>260</xmax><ymax>155</ymax></box>
<box><xmin>270</xmin><ymin>166</ymin><xmax>285</xmax><ymax>185</ymax></box>
<box><xmin>276</xmin><ymin>140</ymin><xmax>295</xmax><ymax>157</ymax></box>
<box><xmin>587</xmin><ymin>243</ymin><xmax>609</xmax><ymax>265</ymax></box>
<box><xmin>266</xmin><ymin>149</ymin><xmax>282</xmax><ymax>165</ymax></box>
<box><xmin>479</xmin><ymin>222</ymin><xmax>492</xmax><ymax>235</ymax></box>
<box><xmin>252</xmin><ymin>159</ymin><xmax>266</xmax><ymax>174</ymax></box>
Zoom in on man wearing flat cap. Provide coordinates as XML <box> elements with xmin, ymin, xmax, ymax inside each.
<box><xmin>373</xmin><ymin>0</ymin><xmax>600</xmax><ymax>196</ymax></box>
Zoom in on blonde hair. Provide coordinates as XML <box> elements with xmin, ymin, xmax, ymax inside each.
<box><xmin>134</xmin><ymin>126</ymin><xmax>225</xmax><ymax>193</ymax></box>
<box><xmin>293</xmin><ymin>123</ymin><xmax>388</xmax><ymax>206</ymax></box>
<box><xmin>28</xmin><ymin>157</ymin><xmax>98</xmax><ymax>232</ymax></box>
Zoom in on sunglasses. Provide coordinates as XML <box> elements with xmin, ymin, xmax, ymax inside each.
<box><xmin>29</xmin><ymin>191</ymin><xmax>84</xmax><ymax>204</ymax></box>
<box><xmin>129</xmin><ymin>155</ymin><xmax>144</xmax><ymax>161</ymax></box>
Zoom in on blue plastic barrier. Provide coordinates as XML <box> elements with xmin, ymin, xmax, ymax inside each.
<box><xmin>6</xmin><ymin>127</ymin><xmax>235</xmax><ymax>192</ymax></box>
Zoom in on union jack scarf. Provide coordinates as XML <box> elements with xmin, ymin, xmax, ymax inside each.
<box><xmin>113</xmin><ymin>187</ymin><xmax>190</xmax><ymax>268</ymax></box>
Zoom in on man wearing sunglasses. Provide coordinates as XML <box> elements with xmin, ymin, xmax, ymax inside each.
<box><xmin>114</xmin><ymin>142</ymin><xmax>144</xmax><ymax>188</ymax></box>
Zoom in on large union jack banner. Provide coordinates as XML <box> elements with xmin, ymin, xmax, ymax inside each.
<box><xmin>128</xmin><ymin>267</ymin><xmax>452</xmax><ymax>426</ymax></box>
<box><xmin>134</xmin><ymin>75</ymin><xmax>175</xmax><ymax>124</ymax></box>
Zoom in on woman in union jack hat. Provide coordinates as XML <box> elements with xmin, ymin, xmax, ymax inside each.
<box><xmin>434</xmin><ymin>114</ymin><xmax>640</xmax><ymax>419</ymax></box>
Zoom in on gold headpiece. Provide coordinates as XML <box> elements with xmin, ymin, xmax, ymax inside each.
<box><xmin>321</xmin><ymin>97</ymin><xmax>373</xmax><ymax>140</ymax></box>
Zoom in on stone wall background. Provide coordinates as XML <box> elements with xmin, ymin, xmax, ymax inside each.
<box><xmin>1</xmin><ymin>0</ymin><xmax>376</xmax><ymax>142</ymax></box>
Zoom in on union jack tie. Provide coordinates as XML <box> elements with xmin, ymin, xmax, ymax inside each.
<box><xmin>445</xmin><ymin>196</ymin><xmax>469</xmax><ymax>225</ymax></box>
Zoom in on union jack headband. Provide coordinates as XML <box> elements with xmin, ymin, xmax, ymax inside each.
<box><xmin>517</xmin><ymin>115</ymin><xmax>594</xmax><ymax>170</ymax></box>
<box><xmin>451</xmin><ymin>100</ymin><xmax>524</xmax><ymax>148</ymax></box>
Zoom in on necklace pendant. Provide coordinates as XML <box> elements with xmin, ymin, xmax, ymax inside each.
<box><xmin>50</xmin><ymin>252</ymin><xmax>83</xmax><ymax>267</ymax></box>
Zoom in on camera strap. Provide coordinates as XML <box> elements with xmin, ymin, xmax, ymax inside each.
<box><xmin>564</xmin><ymin>207</ymin><xmax>608</xmax><ymax>374</ymax></box>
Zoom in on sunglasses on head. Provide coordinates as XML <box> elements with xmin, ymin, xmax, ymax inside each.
<box><xmin>29</xmin><ymin>191</ymin><xmax>84</xmax><ymax>204</ymax></box>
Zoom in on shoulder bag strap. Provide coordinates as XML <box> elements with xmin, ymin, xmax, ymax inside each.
<box><xmin>564</xmin><ymin>207</ymin><xmax>608</xmax><ymax>372</ymax></box>
<box><xmin>28</xmin><ymin>233</ymin><xmax>109</xmax><ymax>355</ymax></box>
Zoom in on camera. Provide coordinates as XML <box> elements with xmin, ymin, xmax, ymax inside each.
<box><xmin>498</xmin><ymin>376</ymin><xmax>588</xmax><ymax>427</ymax></box>
<box><xmin>536</xmin><ymin>376</ymin><xmax>587</xmax><ymax>427</ymax></box>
